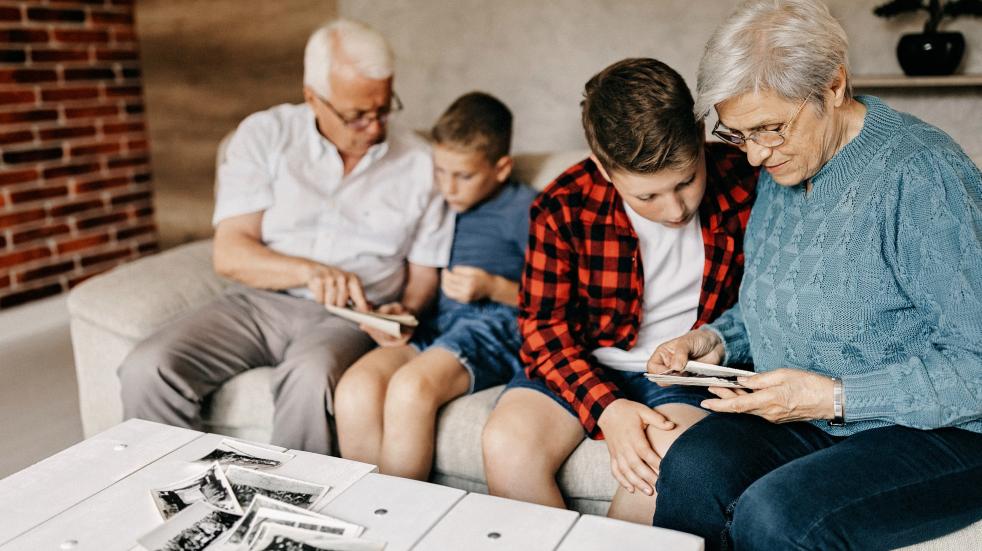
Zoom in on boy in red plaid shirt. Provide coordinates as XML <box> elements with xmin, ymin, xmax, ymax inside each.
<box><xmin>482</xmin><ymin>58</ymin><xmax>758</xmax><ymax>523</ymax></box>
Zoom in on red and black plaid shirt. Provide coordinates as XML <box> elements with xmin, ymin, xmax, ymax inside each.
<box><xmin>519</xmin><ymin>142</ymin><xmax>758</xmax><ymax>438</ymax></box>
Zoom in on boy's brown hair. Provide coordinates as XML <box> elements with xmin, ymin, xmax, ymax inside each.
<box><xmin>582</xmin><ymin>58</ymin><xmax>703</xmax><ymax>174</ymax></box>
<box><xmin>431</xmin><ymin>91</ymin><xmax>512</xmax><ymax>163</ymax></box>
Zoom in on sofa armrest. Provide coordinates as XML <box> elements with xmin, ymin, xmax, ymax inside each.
<box><xmin>67</xmin><ymin>239</ymin><xmax>229</xmax><ymax>341</ymax></box>
<box><xmin>68</xmin><ymin>239</ymin><xmax>229</xmax><ymax>437</ymax></box>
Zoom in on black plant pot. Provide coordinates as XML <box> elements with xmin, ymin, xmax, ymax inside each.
<box><xmin>896</xmin><ymin>31</ymin><xmax>965</xmax><ymax>76</ymax></box>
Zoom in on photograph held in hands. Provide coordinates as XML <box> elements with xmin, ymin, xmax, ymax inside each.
<box><xmin>645</xmin><ymin>360</ymin><xmax>755</xmax><ymax>389</ymax></box>
<box><xmin>324</xmin><ymin>304</ymin><xmax>418</xmax><ymax>338</ymax></box>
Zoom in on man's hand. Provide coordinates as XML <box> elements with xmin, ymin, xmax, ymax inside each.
<box><xmin>702</xmin><ymin>368</ymin><xmax>836</xmax><ymax>423</ymax></box>
<box><xmin>306</xmin><ymin>264</ymin><xmax>369</xmax><ymax>311</ymax></box>
<box><xmin>647</xmin><ymin>329</ymin><xmax>725</xmax><ymax>375</ymax></box>
<box><xmin>596</xmin><ymin>399</ymin><xmax>676</xmax><ymax>496</ymax></box>
<box><xmin>360</xmin><ymin>302</ymin><xmax>413</xmax><ymax>347</ymax></box>
<box><xmin>441</xmin><ymin>265</ymin><xmax>494</xmax><ymax>304</ymax></box>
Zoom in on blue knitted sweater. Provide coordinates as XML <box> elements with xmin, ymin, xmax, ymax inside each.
<box><xmin>708</xmin><ymin>96</ymin><xmax>982</xmax><ymax>436</ymax></box>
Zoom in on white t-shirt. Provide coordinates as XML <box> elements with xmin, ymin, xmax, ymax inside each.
<box><xmin>592</xmin><ymin>202</ymin><xmax>704</xmax><ymax>372</ymax></box>
<box><xmin>213</xmin><ymin>103</ymin><xmax>454</xmax><ymax>305</ymax></box>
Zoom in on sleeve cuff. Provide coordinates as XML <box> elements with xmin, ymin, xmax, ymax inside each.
<box><xmin>585</xmin><ymin>386</ymin><xmax>625</xmax><ymax>440</ymax></box>
<box><xmin>212</xmin><ymin>200</ymin><xmax>270</xmax><ymax>227</ymax></box>
<box><xmin>841</xmin><ymin>369</ymin><xmax>897</xmax><ymax>422</ymax></box>
<box><xmin>706</xmin><ymin>319</ymin><xmax>749</xmax><ymax>366</ymax></box>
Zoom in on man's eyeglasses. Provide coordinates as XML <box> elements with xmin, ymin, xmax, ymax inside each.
<box><xmin>712</xmin><ymin>94</ymin><xmax>812</xmax><ymax>148</ymax></box>
<box><xmin>316</xmin><ymin>92</ymin><xmax>403</xmax><ymax>131</ymax></box>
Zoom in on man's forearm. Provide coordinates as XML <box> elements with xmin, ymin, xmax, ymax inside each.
<box><xmin>213</xmin><ymin>230</ymin><xmax>316</xmax><ymax>290</ymax></box>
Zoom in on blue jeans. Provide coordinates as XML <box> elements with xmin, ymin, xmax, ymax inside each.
<box><xmin>411</xmin><ymin>301</ymin><xmax>523</xmax><ymax>395</ymax></box>
<box><xmin>653</xmin><ymin>413</ymin><xmax>982</xmax><ymax>551</ymax></box>
<box><xmin>504</xmin><ymin>369</ymin><xmax>711</xmax><ymax>416</ymax></box>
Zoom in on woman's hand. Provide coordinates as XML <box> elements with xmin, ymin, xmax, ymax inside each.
<box><xmin>597</xmin><ymin>399</ymin><xmax>676</xmax><ymax>496</ymax></box>
<box><xmin>702</xmin><ymin>368</ymin><xmax>836</xmax><ymax>423</ymax></box>
<box><xmin>360</xmin><ymin>302</ymin><xmax>413</xmax><ymax>347</ymax></box>
<box><xmin>647</xmin><ymin>329</ymin><xmax>725</xmax><ymax>375</ymax></box>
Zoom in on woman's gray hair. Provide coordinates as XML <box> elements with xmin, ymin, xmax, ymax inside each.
<box><xmin>303</xmin><ymin>19</ymin><xmax>394</xmax><ymax>98</ymax></box>
<box><xmin>695</xmin><ymin>0</ymin><xmax>850</xmax><ymax>118</ymax></box>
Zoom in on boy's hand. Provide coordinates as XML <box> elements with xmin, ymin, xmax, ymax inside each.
<box><xmin>597</xmin><ymin>399</ymin><xmax>676</xmax><ymax>496</ymax></box>
<box><xmin>360</xmin><ymin>302</ymin><xmax>413</xmax><ymax>347</ymax></box>
<box><xmin>441</xmin><ymin>265</ymin><xmax>493</xmax><ymax>303</ymax></box>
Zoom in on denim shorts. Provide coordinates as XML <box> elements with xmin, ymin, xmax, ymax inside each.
<box><xmin>503</xmin><ymin>368</ymin><xmax>712</xmax><ymax>417</ymax></box>
<box><xmin>411</xmin><ymin>301</ymin><xmax>523</xmax><ymax>395</ymax></box>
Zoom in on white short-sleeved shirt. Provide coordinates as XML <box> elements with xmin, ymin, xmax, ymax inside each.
<box><xmin>592</xmin><ymin>203</ymin><xmax>704</xmax><ymax>372</ymax></box>
<box><xmin>213</xmin><ymin>103</ymin><xmax>454</xmax><ymax>305</ymax></box>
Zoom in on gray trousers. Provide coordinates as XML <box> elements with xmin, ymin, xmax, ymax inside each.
<box><xmin>117</xmin><ymin>286</ymin><xmax>375</xmax><ymax>455</ymax></box>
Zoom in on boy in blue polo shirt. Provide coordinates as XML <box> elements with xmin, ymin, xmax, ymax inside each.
<box><xmin>335</xmin><ymin>92</ymin><xmax>536</xmax><ymax>480</ymax></box>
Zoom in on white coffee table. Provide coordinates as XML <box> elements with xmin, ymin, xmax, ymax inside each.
<box><xmin>0</xmin><ymin>419</ymin><xmax>703</xmax><ymax>551</ymax></box>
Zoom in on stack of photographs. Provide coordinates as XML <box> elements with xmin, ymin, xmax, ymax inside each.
<box><xmin>138</xmin><ymin>441</ymin><xmax>386</xmax><ymax>550</ymax></box>
<box><xmin>226</xmin><ymin>494</ymin><xmax>362</xmax><ymax>547</ymax></box>
<box><xmin>248</xmin><ymin>524</ymin><xmax>385</xmax><ymax>551</ymax></box>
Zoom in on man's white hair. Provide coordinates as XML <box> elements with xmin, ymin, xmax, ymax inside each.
<box><xmin>303</xmin><ymin>19</ymin><xmax>394</xmax><ymax>98</ymax></box>
<box><xmin>695</xmin><ymin>0</ymin><xmax>850</xmax><ymax>118</ymax></box>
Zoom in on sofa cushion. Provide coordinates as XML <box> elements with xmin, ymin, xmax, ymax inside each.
<box><xmin>68</xmin><ymin>240</ymin><xmax>228</xmax><ymax>341</ymax></box>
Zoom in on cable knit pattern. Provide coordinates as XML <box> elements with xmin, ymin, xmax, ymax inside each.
<box><xmin>707</xmin><ymin>96</ymin><xmax>982</xmax><ymax>436</ymax></box>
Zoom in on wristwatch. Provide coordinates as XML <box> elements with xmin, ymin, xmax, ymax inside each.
<box><xmin>829</xmin><ymin>377</ymin><xmax>845</xmax><ymax>427</ymax></box>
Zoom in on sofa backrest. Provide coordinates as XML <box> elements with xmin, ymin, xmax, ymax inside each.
<box><xmin>215</xmin><ymin>131</ymin><xmax>588</xmax><ymax>194</ymax></box>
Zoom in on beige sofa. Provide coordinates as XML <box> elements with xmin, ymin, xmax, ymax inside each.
<box><xmin>67</xmin><ymin>148</ymin><xmax>980</xmax><ymax>549</ymax></box>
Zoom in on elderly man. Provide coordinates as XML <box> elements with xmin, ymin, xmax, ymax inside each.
<box><xmin>118</xmin><ymin>19</ymin><xmax>453</xmax><ymax>455</ymax></box>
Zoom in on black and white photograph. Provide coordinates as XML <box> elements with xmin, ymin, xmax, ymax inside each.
<box><xmin>194</xmin><ymin>439</ymin><xmax>296</xmax><ymax>469</ymax></box>
<box><xmin>225</xmin><ymin>466</ymin><xmax>329</xmax><ymax>511</ymax></box>
<box><xmin>151</xmin><ymin>462</ymin><xmax>243</xmax><ymax>520</ymax></box>
<box><xmin>137</xmin><ymin>501</ymin><xmax>241</xmax><ymax>551</ymax></box>
<box><xmin>246</xmin><ymin>524</ymin><xmax>385</xmax><ymax>551</ymax></box>
<box><xmin>227</xmin><ymin>495</ymin><xmax>360</xmax><ymax>545</ymax></box>
<box><xmin>241</xmin><ymin>507</ymin><xmax>363</xmax><ymax>547</ymax></box>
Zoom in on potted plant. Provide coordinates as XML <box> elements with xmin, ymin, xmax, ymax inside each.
<box><xmin>873</xmin><ymin>0</ymin><xmax>982</xmax><ymax>75</ymax></box>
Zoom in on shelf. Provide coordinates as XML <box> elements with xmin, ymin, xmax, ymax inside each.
<box><xmin>852</xmin><ymin>74</ymin><xmax>982</xmax><ymax>88</ymax></box>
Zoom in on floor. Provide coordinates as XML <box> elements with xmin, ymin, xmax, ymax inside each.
<box><xmin>0</xmin><ymin>295</ymin><xmax>83</xmax><ymax>478</ymax></box>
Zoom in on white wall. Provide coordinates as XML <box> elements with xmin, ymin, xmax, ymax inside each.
<box><xmin>340</xmin><ymin>0</ymin><xmax>982</xmax><ymax>164</ymax></box>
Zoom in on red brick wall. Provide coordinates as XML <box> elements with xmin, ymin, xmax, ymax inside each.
<box><xmin>0</xmin><ymin>0</ymin><xmax>156</xmax><ymax>309</ymax></box>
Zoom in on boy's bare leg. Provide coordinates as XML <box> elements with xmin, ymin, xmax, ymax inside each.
<box><xmin>378</xmin><ymin>347</ymin><xmax>470</xmax><ymax>480</ymax></box>
<box><xmin>335</xmin><ymin>345</ymin><xmax>416</xmax><ymax>464</ymax></box>
<box><xmin>482</xmin><ymin>388</ymin><xmax>585</xmax><ymax>508</ymax></box>
<box><xmin>606</xmin><ymin>403</ymin><xmax>708</xmax><ymax>524</ymax></box>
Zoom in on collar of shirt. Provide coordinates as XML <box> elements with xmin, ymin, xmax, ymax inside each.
<box><xmin>304</xmin><ymin>106</ymin><xmax>390</xmax><ymax>171</ymax></box>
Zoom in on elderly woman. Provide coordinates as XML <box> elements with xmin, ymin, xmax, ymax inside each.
<box><xmin>647</xmin><ymin>0</ymin><xmax>982</xmax><ymax>549</ymax></box>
